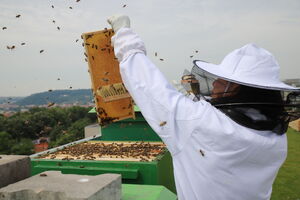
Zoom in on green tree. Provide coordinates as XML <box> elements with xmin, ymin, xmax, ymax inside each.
<box><xmin>10</xmin><ymin>138</ymin><xmax>34</xmax><ymax>155</ymax></box>
<box><xmin>0</xmin><ymin>131</ymin><xmax>14</xmax><ymax>154</ymax></box>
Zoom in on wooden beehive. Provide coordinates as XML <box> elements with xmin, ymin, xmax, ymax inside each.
<box><xmin>82</xmin><ymin>29</ymin><xmax>135</xmax><ymax>126</ymax></box>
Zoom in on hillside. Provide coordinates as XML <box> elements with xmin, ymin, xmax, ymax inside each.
<box><xmin>16</xmin><ymin>89</ymin><xmax>93</xmax><ymax>106</ymax></box>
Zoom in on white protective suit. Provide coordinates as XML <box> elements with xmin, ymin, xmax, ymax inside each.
<box><xmin>113</xmin><ymin>28</ymin><xmax>287</xmax><ymax>200</ymax></box>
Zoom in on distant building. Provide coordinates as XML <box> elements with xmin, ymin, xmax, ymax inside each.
<box><xmin>33</xmin><ymin>137</ymin><xmax>50</xmax><ymax>153</ymax></box>
<box><xmin>284</xmin><ymin>79</ymin><xmax>300</xmax><ymax>88</ymax></box>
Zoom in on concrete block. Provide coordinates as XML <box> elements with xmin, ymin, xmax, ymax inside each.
<box><xmin>0</xmin><ymin>155</ymin><xmax>30</xmax><ymax>188</ymax></box>
<box><xmin>0</xmin><ymin>171</ymin><xmax>121</xmax><ymax>200</ymax></box>
<box><xmin>84</xmin><ymin>124</ymin><xmax>101</xmax><ymax>138</ymax></box>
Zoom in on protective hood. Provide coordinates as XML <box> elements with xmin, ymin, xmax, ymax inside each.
<box><xmin>194</xmin><ymin>43</ymin><xmax>299</xmax><ymax>91</ymax></box>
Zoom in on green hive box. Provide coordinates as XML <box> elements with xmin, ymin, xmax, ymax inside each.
<box><xmin>31</xmin><ymin>106</ymin><xmax>176</xmax><ymax>194</ymax></box>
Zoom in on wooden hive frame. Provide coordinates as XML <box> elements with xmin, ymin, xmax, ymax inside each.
<box><xmin>82</xmin><ymin>29</ymin><xmax>135</xmax><ymax>126</ymax></box>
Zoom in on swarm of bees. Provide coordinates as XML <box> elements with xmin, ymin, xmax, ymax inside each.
<box><xmin>38</xmin><ymin>141</ymin><xmax>166</xmax><ymax>162</ymax></box>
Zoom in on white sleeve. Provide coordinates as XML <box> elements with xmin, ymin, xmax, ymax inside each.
<box><xmin>113</xmin><ymin>28</ymin><xmax>211</xmax><ymax>155</ymax></box>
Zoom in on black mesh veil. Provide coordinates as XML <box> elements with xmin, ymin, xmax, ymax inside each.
<box><xmin>180</xmin><ymin>64</ymin><xmax>300</xmax><ymax>134</ymax></box>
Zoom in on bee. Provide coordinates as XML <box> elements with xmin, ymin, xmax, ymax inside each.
<box><xmin>57</xmin><ymin>78</ymin><xmax>60</xmax><ymax>80</ymax></box>
<box><xmin>92</xmin><ymin>56</ymin><xmax>94</xmax><ymax>60</ymax></box>
<box><xmin>47</xmin><ymin>102</ymin><xmax>55</xmax><ymax>107</ymax></box>
<box><xmin>86</xmin><ymin>34</ymin><xmax>93</xmax><ymax>40</ymax></box>
<box><xmin>95</xmin><ymin>45</ymin><xmax>98</xmax><ymax>49</ymax></box>
<box><xmin>16</xmin><ymin>14</ymin><xmax>21</xmax><ymax>18</ymax></box>
<box><xmin>51</xmin><ymin>5</ymin><xmax>54</xmax><ymax>8</ymax></box>
<box><xmin>40</xmin><ymin>173</ymin><xmax>47</xmax><ymax>177</ymax></box>
<box><xmin>52</xmin><ymin>20</ymin><xmax>55</xmax><ymax>23</ymax></box>
<box><xmin>190</xmin><ymin>55</ymin><xmax>193</xmax><ymax>58</ymax></box>
<box><xmin>101</xmin><ymin>48</ymin><xmax>106</xmax><ymax>51</ymax></box>
<box><xmin>199</xmin><ymin>149</ymin><xmax>205</xmax><ymax>157</ymax></box>
<box><xmin>75</xmin><ymin>39</ymin><xmax>79</xmax><ymax>42</ymax></box>
<box><xmin>6</xmin><ymin>46</ymin><xmax>11</xmax><ymax>49</ymax></box>
<box><xmin>2</xmin><ymin>27</ymin><xmax>7</xmax><ymax>30</ymax></box>
<box><xmin>159</xmin><ymin>58</ymin><xmax>164</xmax><ymax>61</ymax></box>
<box><xmin>69</xmin><ymin>86</ymin><xmax>72</xmax><ymax>89</ymax></box>
<box><xmin>84</xmin><ymin>52</ymin><xmax>88</xmax><ymax>57</ymax></box>
<box><xmin>69</xmin><ymin>7</ymin><xmax>73</xmax><ymax>9</ymax></box>
<box><xmin>85</xmin><ymin>43</ymin><xmax>90</xmax><ymax>46</ymax></box>
<box><xmin>76</xmin><ymin>0</ymin><xmax>80</xmax><ymax>2</ymax></box>
<box><xmin>48</xmin><ymin>89</ymin><xmax>52</xmax><ymax>92</ymax></box>
<box><xmin>57</xmin><ymin>26</ymin><xmax>60</xmax><ymax>30</ymax></box>
<box><xmin>159</xmin><ymin>121</ymin><xmax>167</xmax><ymax>127</ymax></box>
<box><xmin>21</xmin><ymin>42</ymin><xmax>25</xmax><ymax>45</ymax></box>
<box><xmin>123</xmin><ymin>4</ymin><xmax>127</xmax><ymax>8</ymax></box>
<box><xmin>85</xmin><ymin>58</ymin><xmax>88</xmax><ymax>62</ymax></box>
<box><xmin>11</xmin><ymin>46</ymin><xmax>15</xmax><ymax>50</ymax></box>
<box><xmin>195</xmin><ymin>50</ymin><xmax>198</xmax><ymax>53</ymax></box>
<box><xmin>40</xmin><ymin>50</ymin><xmax>44</xmax><ymax>53</ymax></box>
<box><xmin>155</xmin><ymin>52</ymin><xmax>157</xmax><ymax>56</ymax></box>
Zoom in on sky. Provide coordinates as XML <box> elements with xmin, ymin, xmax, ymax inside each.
<box><xmin>0</xmin><ymin>0</ymin><xmax>299</xmax><ymax>97</ymax></box>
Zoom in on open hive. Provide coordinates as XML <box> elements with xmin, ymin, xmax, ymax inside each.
<box><xmin>38</xmin><ymin>141</ymin><xmax>166</xmax><ymax>162</ymax></box>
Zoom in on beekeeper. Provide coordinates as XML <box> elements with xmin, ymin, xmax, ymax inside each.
<box><xmin>107</xmin><ymin>15</ymin><xmax>299</xmax><ymax>200</ymax></box>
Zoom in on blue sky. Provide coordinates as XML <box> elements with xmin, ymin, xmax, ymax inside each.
<box><xmin>0</xmin><ymin>0</ymin><xmax>299</xmax><ymax>96</ymax></box>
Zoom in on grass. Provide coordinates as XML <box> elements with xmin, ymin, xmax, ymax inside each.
<box><xmin>271</xmin><ymin>128</ymin><xmax>300</xmax><ymax>200</ymax></box>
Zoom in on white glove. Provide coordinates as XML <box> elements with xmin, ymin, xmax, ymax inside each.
<box><xmin>107</xmin><ymin>15</ymin><xmax>130</xmax><ymax>33</ymax></box>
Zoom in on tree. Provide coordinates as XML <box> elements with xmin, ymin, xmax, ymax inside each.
<box><xmin>0</xmin><ymin>131</ymin><xmax>14</xmax><ymax>154</ymax></box>
<box><xmin>10</xmin><ymin>138</ymin><xmax>34</xmax><ymax>155</ymax></box>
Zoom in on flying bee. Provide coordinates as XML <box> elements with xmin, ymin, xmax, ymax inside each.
<box><xmin>195</xmin><ymin>50</ymin><xmax>198</xmax><ymax>53</ymax></box>
<box><xmin>123</xmin><ymin>4</ymin><xmax>126</xmax><ymax>7</ymax></box>
<box><xmin>85</xmin><ymin>43</ymin><xmax>90</xmax><ymax>46</ymax></box>
<box><xmin>84</xmin><ymin>58</ymin><xmax>87</xmax><ymax>62</ymax></box>
<box><xmin>21</xmin><ymin>42</ymin><xmax>25</xmax><ymax>45</ymax></box>
<box><xmin>92</xmin><ymin>56</ymin><xmax>94</xmax><ymax>60</ymax></box>
<box><xmin>75</xmin><ymin>39</ymin><xmax>79</xmax><ymax>42</ymax></box>
<box><xmin>51</xmin><ymin>5</ymin><xmax>54</xmax><ymax>8</ymax></box>
<box><xmin>6</xmin><ymin>46</ymin><xmax>11</xmax><ymax>49</ymax></box>
<box><xmin>69</xmin><ymin>7</ymin><xmax>73</xmax><ymax>9</ymax></box>
<box><xmin>11</xmin><ymin>46</ymin><xmax>15</xmax><ymax>50</ymax></box>
<box><xmin>159</xmin><ymin>121</ymin><xmax>167</xmax><ymax>127</ymax></box>
<box><xmin>2</xmin><ymin>27</ymin><xmax>7</xmax><ymax>30</ymax></box>
<box><xmin>76</xmin><ymin>0</ymin><xmax>80</xmax><ymax>2</ymax></box>
<box><xmin>160</xmin><ymin>58</ymin><xmax>164</xmax><ymax>61</ymax></box>
<box><xmin>101</xmin><ymin>48</ymin><xmax>106</xmax><ymax>51</ymax></box>
<box><xmin>16</xmin><ymin>14</ymin><xmax>21</xmax><ymax>18</ymax></box>
<box><xmin>57</xmin><ymin>26</ymin><xmax>60</xmax><ymax>30</ymax></box>
<box><xmin>52</xmin><ymin>20</ymin><xmax>55</xmax><ymax>23</ymax></box>
<box><xmin>84</xmin><ymin>52</ymin><xmax>88</xmax><ymax>57</ymax></box>
<box><xmin>190</xmin><ymin>55</ymin><xmax>193</xmax><ymax>58</ymax></box>
<box><xmin>40</xmin><ymin>50</ymin><xmax>44</xmax><ymax>53</ymax></box>
<box><xmin>199</xmin><ymin>149</ymin><xmax>205</xmax><ymax>157</ymax></box>
<box><xmin>155</xmin><ymin>52</ymin><xmax>157</xmax><ymax>56</ymax></box>
<box><xmin>47</xmin><ymin>102</ymin><xmax>55</xmax><ymax>107</ymax></box>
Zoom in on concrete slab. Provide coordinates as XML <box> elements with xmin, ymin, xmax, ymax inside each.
<box><xmin>0</xmin><ymin>155</ymin><xmax>30</xmax><ymax>188</ymax></box>
<box><xmin>0</xmin><ymin>171</ymin><xmax>121</xmax><ymax>200</ymax></box>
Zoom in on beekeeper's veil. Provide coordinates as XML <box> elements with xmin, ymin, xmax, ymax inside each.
<box><xmin>183</xmin><ymin>44</ymin><xmax>300</xmax><ymax>134</ymax></box>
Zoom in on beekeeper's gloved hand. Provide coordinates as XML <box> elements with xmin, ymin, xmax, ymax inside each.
<box><xmin>107</xmin><ymin>15</ymin><xmax>130</xmax><ymax>33</ymax></box>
